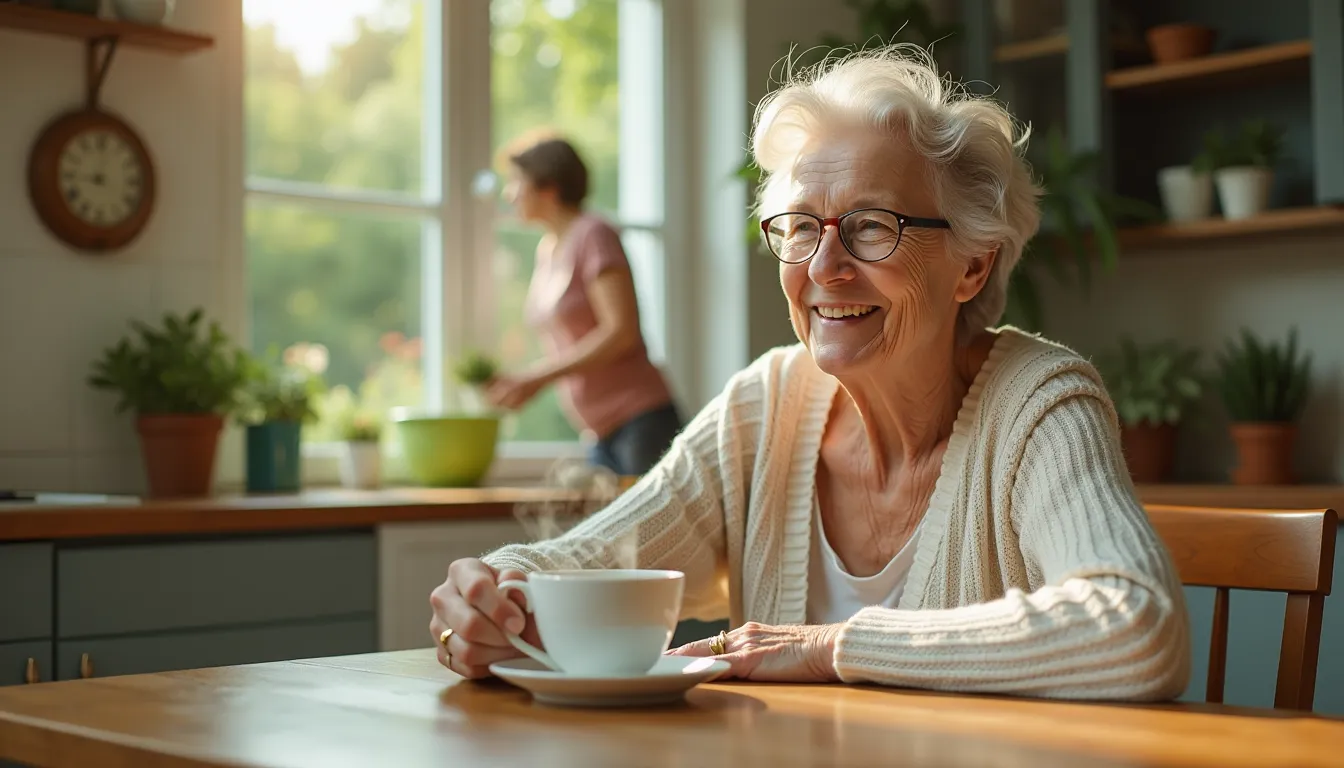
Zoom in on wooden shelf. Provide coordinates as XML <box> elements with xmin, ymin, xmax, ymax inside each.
<box><xmin>1136</xmin><ymin>484</ymin><xmax>1344</xmax><ymax>518</ymax></box>
<box><xmin>994</xmin><ymin>33</ymin><xmax>1145</xmax><ymax>64</ymax></box>
<box><xmin>994</xmin><ymin>33</ymin><xmax>1069</xmax><ymax>63</ymax></box>
<box><xmin>0</xmin><ymin>3</ymin><xmax>213</xmax><ymax>53</ymax></box>
<box><xmin>1118</xmin><ymin>205</ymin><xmax>1344</xmax><ymax>249</ymax></box>
<box><xmin>1107</xmin><ymin>39</ymin><xmax>1311</xmax><ymax>94</ymax></box>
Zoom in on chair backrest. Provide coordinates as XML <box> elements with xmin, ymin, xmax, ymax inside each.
<box><xmin>1145</xmin><ymin>504</ymin><xmax>1337</xmax><ymax>711</ymax></box>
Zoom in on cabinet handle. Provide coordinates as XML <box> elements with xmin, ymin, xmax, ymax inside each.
<box><xmin>25</xmin><ymin>657</ymin><xmax>39</xmax><ymax>684</ymax></box>
<box><xmin>79</xmin><ymin>653</ymin><xmax>93</xmax><ymax>679</ymax></box>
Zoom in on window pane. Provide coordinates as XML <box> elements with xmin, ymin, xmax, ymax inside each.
<box><xmin>490</xmin><ymin>0</ymin><xmax>619</xmax><ymax>442</ymax></box>
<box><xmin>247</xmin><ymin>201</ymin><xmax>424</xmax><ymax>441</ymax></box>
<box><xmin>243</xmin><ymin>0</ymin><xmax>425</xmax><ymax>195</ymax></box>
<box><xmin>491</xmin><ymin>0</ymin><xmax>620</xmax><ymax>215</ymax></box>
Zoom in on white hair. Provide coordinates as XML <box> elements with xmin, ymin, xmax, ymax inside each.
<box><xmin>751</xmin><ymin>44</ymin><xmax>1042</xmax><ymax>339</ymax></box>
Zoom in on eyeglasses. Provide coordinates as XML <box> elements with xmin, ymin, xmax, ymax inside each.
<box><xmin>759</xmin><ymin>208</ymin><xmax>951</xmax><ymax>264</ymax></box>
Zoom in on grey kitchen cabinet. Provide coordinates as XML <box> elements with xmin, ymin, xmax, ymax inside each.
<box><xmin>57</xmin><ymin>532</ymin><xmax>375</xmax><ymax>638</ymax></box>
<box><xmin>55</xmin><ymin>618</ymin><xmax>375</xmax><ymax>680</ymax></box>
<box><xmin>0</xmin><ymin>531</ymin><xmax>379</xmax><ymax>689</ymax></box>
<box><xmin>0</xmin><ymin>543</ymin><xmax>53</xmax><ymax>643</ymax></box>
<box><xmin>0</xmin><ymin>641</ymin><xmax>52</xmax><ymax>686</ymax></box>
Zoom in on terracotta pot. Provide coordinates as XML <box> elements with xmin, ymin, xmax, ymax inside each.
<box><xmin>136</xmin><ymin>414</ymin><xmax>224</xmax><ymax>498</ymax></box>
<box><xmin>1229</xmin><ymin>422</ymin><xmax>1297</xmax><ymax>485</ymax></box>
<box><xmin>1146</xmin><ymin>23</ymin><xmax>1215</xmax><ymax>64</ymax></box>
<box><xmin>1120</xmin><ymin>422</ymin><xmax>1177</xmax><ymax>483</ymax></box>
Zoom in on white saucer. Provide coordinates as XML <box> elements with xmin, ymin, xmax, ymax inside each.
<box><xmin>489</xmin><ymin>656</ymin><xmax>730</xmax><ymax>708</ymax></box>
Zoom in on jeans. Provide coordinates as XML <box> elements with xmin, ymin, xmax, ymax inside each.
<box><xmin>589</xmin><ymin>403</ymin><xmax>684</xmax><ymax>476</ymax></box>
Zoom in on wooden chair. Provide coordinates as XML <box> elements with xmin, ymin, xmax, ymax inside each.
<box><xmin>1145</xmin><ymin>504</ymin><xmax>1337</xmax><ymax>711</ymax></box>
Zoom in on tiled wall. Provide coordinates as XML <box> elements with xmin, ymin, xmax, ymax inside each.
<box><xmin>0</xmin><ymin>2</ymin><xmax>243</xmax><ymax>495</ymax></box>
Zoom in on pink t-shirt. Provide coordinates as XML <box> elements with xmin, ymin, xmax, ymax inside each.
<box><xmin>523</xmin><ymin>213</ymin><xmax>674</xmax><ymax>439</ymax></box>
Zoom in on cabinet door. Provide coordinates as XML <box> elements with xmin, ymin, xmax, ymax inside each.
<box><xmin>57</xmin><ymin>532</ymin><xmax>375</xmax><ymax>638</ymax></box>
<box><xmin>377</xmin><ymin>520</ymin><xmax>529</xmax><ymax>651</ymax></box>
<box><xmin>0</xmin><ymin>543</ymin><xmax>53</xmax><ymax>642</ymax></box>
<box><xmin>55</xmin><ymin>618</ymin><xmax>375</xmax><ymax>680</ymax></box>
<box><xmin>0</xmin><ymin>640</ymin><xmax>52</xmax><ymax>687</ymax></box>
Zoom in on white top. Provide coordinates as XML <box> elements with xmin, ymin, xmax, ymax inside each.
<box><xmin>806</xmin><ymin>495</ymin><xmax>926</xmax><ymax>625</ymax></box>
<box><xmin>485</xmin><ymin>327</ymin><xmax>1191</xmax><ymax>702</ymax></box>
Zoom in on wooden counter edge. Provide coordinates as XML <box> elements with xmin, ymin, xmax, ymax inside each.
<box><xmin>1</xmin><ymin>483</ymin><xmax>1339</xmax><ymax>542</ymax></box>
<box><xmin>0</xmin><ymin>487</ymin><xmax>595</xmax><ymax>541</ymax></box>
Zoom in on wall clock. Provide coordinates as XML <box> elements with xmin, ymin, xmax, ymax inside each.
<box><xmin>27</xmin><ymin>107</ymin><xmax>157</xmax><ymax>253</ymax></box>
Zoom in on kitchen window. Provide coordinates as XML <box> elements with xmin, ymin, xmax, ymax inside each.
<box><xmin>242</xmin><ymin>0</ymin><xmax>669</xmax><ymax>476</ymax></box>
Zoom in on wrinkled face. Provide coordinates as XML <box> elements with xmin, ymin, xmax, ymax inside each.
<box><xmin>771</xmin><ymin>127</ymin><xmax>987</xmax><ymax>377</ymax></box>
<box><xmin>503</xmin><ymin>167</ymin><xmax>547</xmax><ymax>222</ymax></box>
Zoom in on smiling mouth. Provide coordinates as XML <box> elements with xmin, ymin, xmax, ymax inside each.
<box><xmin>813</xmin><ymin>305</ymin><xmax>878</xmax><ymax>320</ymax></box>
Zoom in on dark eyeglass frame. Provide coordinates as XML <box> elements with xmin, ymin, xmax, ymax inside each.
<box><xmin>759</xmin><ymin>208</ymin><xmax>952</xmax><ymax>264</ymax></box>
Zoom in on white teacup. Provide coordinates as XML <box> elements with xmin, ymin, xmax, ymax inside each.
<box><xmin>498</xmin><ymin>569</ymin><xmax>684</xmax><ymax>677</ymax></box>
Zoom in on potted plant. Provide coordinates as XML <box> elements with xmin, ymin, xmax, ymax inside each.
<box><xmin>1156</xmin><ymin>139</ymin><xmax>1217</xmax><ymax>223</ymax></box>
<box><xmin>1096</xmin><ymin>337</ymin><xmax>1204</xmax><ymax>484</ymax></box>
<box><xmin>1215</xmin><ymin>326</ymin><xmax>1312</xmax><ymax>485</ymax></box>
<box><xmin>87</xmin><ymin>308</ymin><xmax>249</xmax><ymax>498</ymax></box>
<box><xmin>1145</xmin><ymin>23</ymin><xmax>1215</xmax><ymax>64</ymax></box>
<box><xmin>337</xmin><ymin>409</ymin><xmax>383</xmax><ymax>490</ymax></box>
<box><xmin>1207</xmin><ymin>120</ymin><xmax>1285</xmax><ymax>220</ymax></box>
<box><xmin>236</xmin><ymin>354</ymin><xmax>324</xmax><ymax>494</ymax></box>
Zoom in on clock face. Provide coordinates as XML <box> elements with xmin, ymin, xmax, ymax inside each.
<box><xmin>27</xmin><ymin>109</ymin><xmax>157</xmax><ymax>253</ymax></box>
<box><xmin>59</xmin><ymin>129</ymin><xmax>146</xmax><ymax>228</ymax></box>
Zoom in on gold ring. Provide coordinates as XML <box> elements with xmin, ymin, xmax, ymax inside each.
<box><xmin>439</xmin><ymin>628</ymin><xmax>454</xmax><ymax>649</ymax></box>
<box><xmin>709</xmin><ymin>630</ymin><xmax>727</xmax><ymax>655</ymax></box>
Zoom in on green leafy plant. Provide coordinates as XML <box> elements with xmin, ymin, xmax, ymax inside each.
<box><xmin>452</xmin><ymin>350</ymin><xmax>499</xmax><ymax>387</ymax></box>
<box><xmin>1199</xmin><ymin>120</ymin><xmax>1286</xmax><ymax>170</ymax></box>
<box><xmin>88</xmin><ymin>308</ymin><xmax>250</xmax><ymax>416</ymax></box>
<box><xmin>337</xmin><ymin>409</ymin><xmax>382</xmax><ymax>442</ymax></box>
<box><xmin>236</xmin><ymin>353</ymin><xmax>325</xmax><ymax>426</ymax></box>
<box><xmin>1004</xmin><ymin>126</ymin><xmax>1163</xmax><ymax>330</ymax></box>
<box><xmin>1215</xmin><ymin>327</ymin><xmax>1312</xmax><ymax>423</ymax></box>
<box><xmin>1096</xmin><ymin>337</ymin><xmax>1204</xmax><ymax>427</ymax></box>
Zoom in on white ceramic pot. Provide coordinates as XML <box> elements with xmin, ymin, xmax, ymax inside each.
<box><xmin>1214</xmin><ymin>166</ymin><xmax>1273</xmax><ymax>220</ymax></box>
<box><xmin>112</xmin><ymin>0</ymin><xmax>174</xmax><ymax>25</ymax></box>
<box><xmin>339</xmin><ymin>441</ymin><xmax>382</xmax><ymax>490</ymax></box>
<box><xmin>1156</xmin><ymin>165</ymin><xmax>1213</xmax><ymax>222</ymax></box>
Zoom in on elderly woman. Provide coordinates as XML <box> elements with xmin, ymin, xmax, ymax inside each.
<box><xmin>430</xmin><ymin>47</ymin><xmax>1191</xmax><ymax>701</ymax></box>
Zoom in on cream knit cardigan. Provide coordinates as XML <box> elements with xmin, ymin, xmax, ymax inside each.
<box><xmin>484</xmin><ymin>327</ymin><xmax>1192</xmax><ymax>701</ymax></box>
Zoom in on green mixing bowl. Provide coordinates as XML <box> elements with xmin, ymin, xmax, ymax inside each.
<box><xmin>393</xmin><ymin>414</ymin><xmax>501</xmax><ymax>487</ymax></box>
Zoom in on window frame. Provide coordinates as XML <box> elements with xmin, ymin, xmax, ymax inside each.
<box><xmin>242</xmin><ymin>0</ymin><xmax>674</xmax><ymax>484</ymax></box>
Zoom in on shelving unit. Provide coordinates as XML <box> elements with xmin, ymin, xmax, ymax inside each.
<box><xmin>0</xmin><ymin>3</ymin><xmax>213</xmax><ymax>53</ymax></box>
<box><xmin>1118</xmin><ymin>205</ymin><xmax>1344</xmax><ymax>249</ymax></box>
<box><xmin>1107</xmin><ymin>39</ymin><xmax>1311</xmax><ymax>95</ymax></box>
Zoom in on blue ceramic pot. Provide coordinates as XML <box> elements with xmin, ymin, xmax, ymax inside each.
<box><xmin>245</xmin><ymin>421</ymin><xmax>302</xmax><ymax>493</ymax></box>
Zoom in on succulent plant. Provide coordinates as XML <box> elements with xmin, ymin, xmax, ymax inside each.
<box><xmin>1215</xmin><ymin>326</ymin><xmax>1312</xmax><ymax>423</ymax></box>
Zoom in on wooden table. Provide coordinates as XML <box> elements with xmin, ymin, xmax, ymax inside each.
<box><xmin>0</xmin><ymin>650</ymin><xmax>1341</xmax><ymax>768</ymax></box>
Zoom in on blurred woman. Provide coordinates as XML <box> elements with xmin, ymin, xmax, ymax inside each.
<box><xmin>487</xmin><ymin>134</ymin><xmax>682</xmax><ymax>476</ymax></box>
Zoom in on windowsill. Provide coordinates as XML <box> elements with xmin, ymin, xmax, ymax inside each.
<box><xmin>299</xmin><ymin>439</ymin><xmax>591</xmax><ymax>486</ymax></box>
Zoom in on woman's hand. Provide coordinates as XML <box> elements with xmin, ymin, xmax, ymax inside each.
<box><xmin>666</xmin><ymin>621</ymin><xmax>843</xmax><ymax>683</ymax></box>
<box><xmin>428</xmin><ymin>558</ymin><xmax>540</xmax><ymax>679</ymax></box>
<box><xmin>485</xmin><ymin>373</ymin><xmax>548</xmax><ymax>411</ymax></box>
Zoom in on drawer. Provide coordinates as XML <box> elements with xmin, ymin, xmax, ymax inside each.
<box><xmin>0</xmin><ymin>543</ymin><xmax>53</xmax><ymax>642</ymax></box>
<box><xmin>0</xmin><ymin>640</ymin><xmax>52</xmax><ymax>687</ymax></box>
<box><xmin>56</xmin><ymin>617</ymin><xmax>376</xmax><ymax>680</ymax></box>
<box><xmin>57</xmin><ymin>533</ymin><xmax>375</xmax><ymax>638</ymax></box>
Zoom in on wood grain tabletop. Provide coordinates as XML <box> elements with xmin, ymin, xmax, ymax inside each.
<box><xmin>0</xmin><ymin>649</ymin><xmax>1341</xmax><ymax>768</ymax></box>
